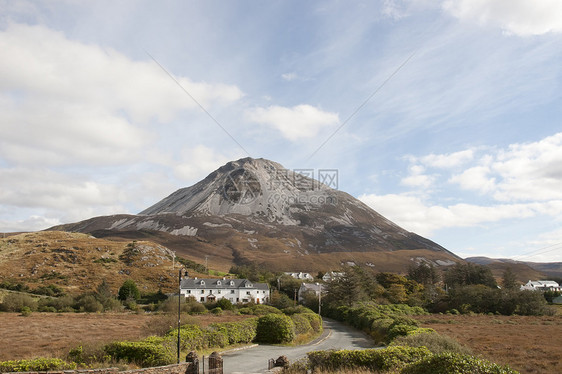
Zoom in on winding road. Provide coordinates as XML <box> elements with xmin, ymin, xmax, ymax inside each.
<box><xmin>222</xmin><ymin>319</ymin><xmax>375</xmax><ymax>373</ymax></box>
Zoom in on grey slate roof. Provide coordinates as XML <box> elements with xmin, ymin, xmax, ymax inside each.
<box><xmin>180</xmin><ymin>278</ymin><xmax>269</xmax><ymax>290</ymax></box>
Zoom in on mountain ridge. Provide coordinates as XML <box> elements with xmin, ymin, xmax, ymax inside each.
<box><xmin>49</xmin><ymin>157</ymin><xmax>461</xmax><ymax>272</ymax></box>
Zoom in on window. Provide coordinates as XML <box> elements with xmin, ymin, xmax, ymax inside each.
<box><xmin>246</xmin><ymin>291</ymin><xmax>250</xmax><ymax>295</ymax></box>
<box><xmin>200</xmin><ymin>297</ymin><xmax>204</xmax><ymax>302</ymax></box>
<box><xmin>201</xmin><ymin>290</ymin><xmax>204</xmax><ymax>294</ymax></box>
<box><xmin>187</xmin><ymin>290</ymin><xmax>191</xmax><ymax>294</ymax></box>
<box><xmin>200</xmin><ymin>280</ymin><xmax>205</xmax><ymax>285</ymax></box>
<box><xmin>218</xmin><ymin>290</ymin><xmax>221</xmax><ymax>294</ymax></box>
<box><xmin>217</xmin><ymin>280</ymin><xmax>221</xmax><ymax>285</ymax></box>
<box><xmin>230</xmin><ymin>290</ymin><xmax>235</xmax><ymax>294</ymax></box>
<box><xmin>230</xmin><ymin>281</ymin><xmax>235</xmax><ymax>286</ymax></box>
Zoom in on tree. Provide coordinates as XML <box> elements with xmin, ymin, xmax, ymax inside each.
<box><xmin>444</xmin><ymin>263</ymin><xmax>497</xmax><ymax>289</ymax></box>
<box><xmin>407</xmin><ymin>263</ymin><xmax>439</xmax><ymax>286</ymax></box>
<box><xmin>118</xmin><ymin>279</ymin><xmax>140</xmax><ymax>301</ymax></box>
<box><xmin>501</xmin><ymin>267</ymin><xmax>518</xmax><ymax>290</ymax></box>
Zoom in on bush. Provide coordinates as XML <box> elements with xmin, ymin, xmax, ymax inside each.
<box><xmin>291</xmin><ymin>313</ymin><xmax>313</xmax><ymax>335</ymax></box>
<box><xmin>76</xmin><ymin>295</ymin><xmax>104</xmax><ymax>313</ymax></box>
<box><xmin>104</xmin><ymin>340</ymin><xmax>173</xmax><ymax>367</ymax></box>
<box><xmin>216</xmin><ymin>298</ymin><xmax>233</xmax><ymax>310</ymax></box>
<box><xmin>307</xmin><ymin>346</ymin><xmax>432</xmax><ymax>371</ymax></box>
<box><xmin>0</xmin><ymin>293</ymin><xmax>38</xmax><ymax>312</ymax></box>
<box><xmin>0</xmin><ymin>358</ymin><xmax>76</xmax><ymax>372</ymax></box>
<box><xmin>211</xmin><ymin>307</ymin><xmax>223</xmax><ymax>315</ymax></box>
<box><xmin>402</xmin><ymin>352</ymin><xmax>519</xmax><ymax>374</ymax></box>
<box><xmin>300</xmin><ymin>313</ymin><xmax>322</xmax><ymax>333</ymax></box>
<box><xmin>249</xmin><ymin>304</ymin><xmax>283</xmax><ymax>316</ymax></box>
<box><xmin>20</xmin><ymin>306</ymin><xmax>32</xmax><ymax>317</ymax></box>
<box><xmin>118</xmin><ymin>279</ymin><xmax>140</xmax><ymax>301</ymax></box>
<box><xmin>208</xmin><ymin>318</ymin><xmax>258</xmax><ymax>345</ymax></box>
<box><xmin>391</xmin><ymin>331</ymin><xmax>472</xmax><ymax>355</ymax></box>
<box><xmin>255</xmin><ymin>313</ymin><xmax>295</xmax><ymax>343</ymax></box>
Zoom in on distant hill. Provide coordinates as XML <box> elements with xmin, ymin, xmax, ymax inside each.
<box><xmin>0</xmin><ymin>231</ymin><xmax>181</xmax><ymax>295</ymax></box>
<box><xmin>465</xmin><ymin>256</ymin><xmax>557</xmax><ymax>282</ymax></box>
<box><xmin>50</xmin><ymin>157</ymin><xmax>461</xmax><ymax>273</ymax></box>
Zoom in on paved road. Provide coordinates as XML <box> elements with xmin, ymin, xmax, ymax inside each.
<box><xmin>222</xmin><ymin>319</ymin><xmax>374</xmax><ymax>374</ymax></box>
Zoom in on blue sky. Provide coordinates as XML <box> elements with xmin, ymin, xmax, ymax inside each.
<box><xmin>1</xmin><ymin>0</ymin><xmax>562</xmax><ymax>262</ymax></box>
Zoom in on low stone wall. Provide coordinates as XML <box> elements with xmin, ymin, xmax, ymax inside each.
<box><xmin>2</xmin><ymin>362</ymin><xmax>193</xmax><ymax>374</ymax></box>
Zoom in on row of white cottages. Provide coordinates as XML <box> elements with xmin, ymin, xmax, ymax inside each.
<box><xmin>180</xmin><ymin>277</ymin><xmax>270</xmax><ymax>304</ymax></box>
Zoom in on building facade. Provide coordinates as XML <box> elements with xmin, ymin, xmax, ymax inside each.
<box><xmin>520</xmin><ymin>280</ymin><xmax>561</xmax><ymax>292</ymax></box>
<box><xmin>180</xmin><ymin>277</ymin><xmax>270</xmax><ymax>304</ymax></box>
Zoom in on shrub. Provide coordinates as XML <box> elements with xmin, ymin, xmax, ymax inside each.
<box><xmin>402</xmin><ymin>352</ymin><xmax>519</xmax><ymax>374</ymax></box>
<box><xmin>0</xmin><ymin>293</ymin><xmax>38</xmax><ymax>312</ymax></box>
<box><xmin>118</xmin><ymin>279</ymin><xmax>140</xmax><ymax>301</ymax></box>
<box><xmin>0</xmin><ymin>358</ymin><xmax>76</xmax><ymax>372</ymax></box>
<box><xmin>104</xmin><ymin>340</ymin><xmax>173</xmax><ymax>367</ymax></box>
<box><xmin>307</xmin><ymin>346</ymin><xmax>432</xmax><ymax>371</ymax></box>
<box><xmin>255</xmin><ymin>313</ymin><xmax>295</xmax><ymax>343</ymax></box>
<box><xmin>391</xmin><ymin>331</ymin><xmax>472</xmax><ymax>355</ymax></box>
<box><xmin>300</xmin><ymin>313</ymin><xmax>322</xmax><ymax>333</ymax></box>
<box><xmin>76</xmin><ymin>295</ymin><xmax>104</xmax><ymax>313</ymax></box>
<box><xmin>216</xmin><ymin>298</ymin><xmax>233</xmax><ymax>310</ymax></box>
<box><xmin>208</xmin><ymin>318</ymin><xmax>258</xmax><ymax>345</ymax></box>
<box><xmin>20</xmin><ymin>306</ymin><xmax>32</xmax><ymax>317</ymax></box>
<box><xmin>291</xmin><ymin>313</ymin><xmax>313</xmax><ymax>335</ymax></box>
<box><xmin>211</xmin><ymin>307</ymin><xmax>223</xmax><ymax>315</ymax></box>
<box><xmin>250</xmin><ymin>304</ymin><xmax>283</xmax><ymax>316</ymax></box>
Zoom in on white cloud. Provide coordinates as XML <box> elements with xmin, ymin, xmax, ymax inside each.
<box><xmin>281</xmin><ymin>73</ymin><xmax>298</xmax><ymax>81</ymax></box>
<box><xmin>420</xmin><ymin>149</ymin><xmax>474</xmax><ymax>169</ymax></box>
<box><xmin>359</xmin><ymin>192</ymin><xmax>558</xmax><ymax>236</ymax></box>
<box><xmin>0</xmin><ymin>23</ymin><xmax>243</xmax><ymax>166</ymax></box>
<box><xmin>448</xmin><ymin>133</ymin><xmax>562</xmax><ymax>201</ymax></box>
<box><xmin>245</xmin><ymin>104</ymin><xmax>339</xmax><ymax>141</ymax></box>
<box><xmin>442</xmin><ymin>0</ymin><xmax>562</xmax><ymax>36</ymax></box>
<box><xmin>173</xmin><ymin>145</ymin><xmax>237</xmax><ymax>182</ymax></box>
<box><xmin>0</xmin><ymin>215</ymin><xmax>62</xmax><ymax>233</ymax></box>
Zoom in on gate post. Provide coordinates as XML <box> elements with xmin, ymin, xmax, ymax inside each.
<box><xmin>208</xmin><ymin>351</ymin><xmax>223</xmax><ymax>374</ymax></box>
<box><xmin>185</xmin><ymin>351</ymin><xmax>199</xmax><ymax>374</ymax></box>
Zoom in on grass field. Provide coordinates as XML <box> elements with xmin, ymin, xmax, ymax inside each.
<box><xmin>414</xmin><ymin>313</ymin><xmax>562</xmax><ymax>374</ymax></box>
<box><xmin>0</xmin><ymin>312</ymin><xmax>252</xmax><ymax>361</ymax></box>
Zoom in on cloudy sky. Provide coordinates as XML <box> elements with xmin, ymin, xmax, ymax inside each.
<box><xmin>1</xmin><ymin>0</ymin><xmax>561</xmax><ymax>262</ymax></box>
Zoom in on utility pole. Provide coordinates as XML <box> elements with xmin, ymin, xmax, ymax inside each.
<box><xmin>205</xmin><ymin>255</ymin><xmax>209</xmax><ymax>274</ymax></box>
<box><xmin>177</xmin><ymin>268</ymin><xmax>187</xmax><ymax>364</ymax></box>
<box><xmin>318</xmin><ymin>283</ymin><xmax>322</xmax><ymax>316</ymax></box>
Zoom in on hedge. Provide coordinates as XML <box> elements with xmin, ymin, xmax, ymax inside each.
<box><xmin>0</xmin><ymin>358</ymin><xmax>77</xmax><ymax>372</ymax></box>
<box><xmin>103</xmin><ymin>340</ymin><xmax>173</xmax><ymax>367</ymax></box>
<box><xmin>307</xmin><ymin>346</ymin><xmax>432</xmax><ymax>371</ymax></box>
<box><xmin>255</xmin><ymin>313</ymin><xmax>295</xmax><ymax>344</ymax></box>
<box><xmin>402</xmin><ymin>352</ymin><xmax>519</xmax><ymax>374</ymax></box>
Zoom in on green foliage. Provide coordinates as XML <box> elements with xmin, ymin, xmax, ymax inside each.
<box><xmin>168</xmin><ymin>318</ymin><xmax>258</xmax><ymax>350</ymax></box>
<box><xmin>391</xmin><ymin>331</ymin><xmax>472</xmax><ymax>355</ymax></box>
<box><xmin>501</xmin><ymin>267</ymin><xmax>518</xmax><ymax>290</ymax></box>
<box><xmin>118</xmin><ymin>279</ymin><xmax>140</xmax><ymax>301</ymax></box>
<box><xmin>307</xmin><ymin>346</ymin><xmax>432</xmax><ymax>371</ymax></box>
<box><xmin>408</xmin><ymin>263</ymin><xmax>440</xmax><ymax>286</ymax></box>
<box><xmin>291</xmin><ymin>313</ymin><xmax>313</xmax><ymax>334</ymax></box>
<box><xmin>440</xmin><ymin>286</ymin><xmax>552</xmax><ymax>316</ymax></box>
<box><xmin>33</xmin><ymin>284</ymin><xmax>65</xmax><ymax>297</ymax></box>
<box><xmin>216</xmin><ymin>297</ymin><xmax>233</xmax><ymax>310</ymax></box>
<box><xmin>543</xmin><ymin>290</ymin><xmax>561</xmax><ymax>303</ymax></box>
<box><xmin>444</xmin><ymin>263</ymin><xmax>497</xmax><ymax>289</ymax></box>
<box><xmin>255</xmin><ymin>313</ymin><xmax>295</xmax><ymax>343</ymax></box>
<box><xmin>402</xmin><ymin>352</ymin><xmax>520</xmax><ymax>374</ymax></box>
<box><xmin>0</xmin><ymin>280</ymin><xmax>30</xmax><ymax>292</ymax></box>
<box><xmin>210</xmin><ymin>307</ymin><xmax>223</xmax><ymax>315</ymax></box>
<box><xmin>75</xmin><ymin>294</ymin><xmax>104</xmax><ymax>313</ymax></box>
<box><xmin>270</xmin><ymin>290</ymin><xmax>295</xmax><ymax>309</ymax></box>
<box><xmin>177</xmin><ymin>256</ymin><xmax>207</xmax><ymax>274</ymax></box>
<box><xmin>20</xmin><ymin>306</ymin><xmax>32</xmax><ymax>316</ymax></box>
<box><xmin>104</xmin><ymin>340</ymin><xmax>173</xmax><ymax>367</ymax></box>
<box><xmin>0</xmin><ymin>358</ymin><xmax>76</xmax><ymax>372</ymax></box>
<box><xmin>0</xmin><ymin>293</ymin><xmax>38</xmax><ymax>312</ymax></box>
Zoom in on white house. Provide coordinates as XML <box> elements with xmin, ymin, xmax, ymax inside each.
<box><xmin>180</xmin><ymin>277</ymin><xmax>269</xmax><ymax>304</ymax></box>
<box><xmin>520</xmin><ymin>280</ymin><xmax>561</xmax><ymax>292</ymax></box>
<box><xmin>285</xmin><ymin>272</ymin><xmax>314</xmax><ymax>280</ymax></box>
<box><xmin>322</xmin><ymin>271</ymin><xmax>344</xmax><ymax>282</ymax></box>
<box><xmin>298</xmin><ymin>282</ymin><xmax>323</xmax><ymax>303</ymax></box>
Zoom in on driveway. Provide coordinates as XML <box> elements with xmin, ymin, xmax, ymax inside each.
<box><xmin>222</xmin><ymin>318</ymin><xmax>374</xmax><ymax>373</ymax></box>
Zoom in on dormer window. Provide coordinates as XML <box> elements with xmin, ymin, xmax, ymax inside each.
<box><xmin>217</xmin><ymin>280</ymin><xmax>221</xmax><ymax>286</ymax></box>
<box><xmin>230</xmin><ymin>281</ymin><xmax>235</xmax><ymax>286</ymax></box>
<box><xmin>200</xmin><ymin>280</ymin><xmax>205</xmax><ymax>285</ymax></box>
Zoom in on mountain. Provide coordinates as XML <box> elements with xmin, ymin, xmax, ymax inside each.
<box><xmin>50</xmin><ymin>157</ymin><xmax>461</xmax><ymax>273</ymax></box>
<box><xmin>466</xmin><ymin>256</ymin><xmax>561</xmax><ymax>280</ymax></box>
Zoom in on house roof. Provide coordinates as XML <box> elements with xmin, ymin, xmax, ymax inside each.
<box><xmin>299</xmin><ymin>282</ymin><xmax>323</xmax><ymax>292</ymax></box>
<box><xmin>180</xmin><ymin>278</ymin><xmax>269</xmax><ymax>291</ymax></box>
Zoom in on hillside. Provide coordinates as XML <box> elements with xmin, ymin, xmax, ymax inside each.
<box><xmin>466</xmin><ymin>257</ymin><xmax>549</xmax><ymax>282</ymax></box>
<box><xmin>0</xmin><ymin>231</ymin><xmax>181</xmax><ymax>295</ymax></box>
<box><xmin>50</xmin><ymin>157</ymin><xmax>461</xmax><ymax>273</ymax></box>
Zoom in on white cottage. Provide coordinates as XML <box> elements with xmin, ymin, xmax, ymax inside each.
<box><xmin>180</xmin><ymin>277</ymin><xmax>270</xmax><ymax>304</ymax></box>
<box><xmin>520</xmin><ymin>280</ymin><xmax>561</xmax><ymax>292</ymax></box>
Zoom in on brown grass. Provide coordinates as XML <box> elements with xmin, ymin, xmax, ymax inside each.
<box><xmin>0</xmin><ymin>312</ymin><xmax>255</xmax><ymax>361</ymax></box>
<box><xmin>414</xmin><ymin>314</ymin><xmax>562</xmax><ymax>374</ymax></box>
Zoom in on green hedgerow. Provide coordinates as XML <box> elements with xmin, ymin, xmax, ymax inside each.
<box><xmin>103</xmin><ymin>340</ymin><xmax>173</xmax><ymax>367</ymax></box>
<box><xmin>307</xmin><ymin>346</ymin><xmax>432</xmax><ymax>371</ymax></box>
<box><xmin>402</xmin><ymin>352</ymin><xmax>520</xmax><ymax>374</ymax></box>
<box><xmin>255</xmin><ymin>313</ymin><xmax>295</xmax><ymax>344</ymax></box>
<box><xmin>0</xmin><ymin>358</ymin><xmax>76</xmax><ymax>372</ymax></box>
